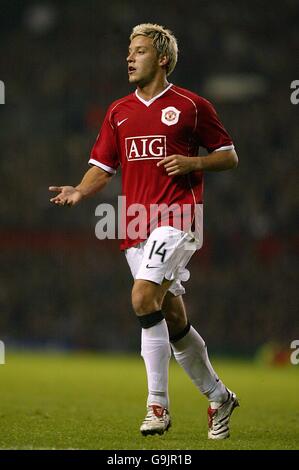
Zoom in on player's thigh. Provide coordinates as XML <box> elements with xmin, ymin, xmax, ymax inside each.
<box><xmin>132</xmin><ymin>278</ymin><xmax>173</xmax><ymax>313</ymax></box>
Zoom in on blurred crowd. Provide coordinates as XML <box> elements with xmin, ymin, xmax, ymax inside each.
<box><xmin>0</xmin><ymin>0</ymin><xmax>298</xmax><ymax>353</ymax></box>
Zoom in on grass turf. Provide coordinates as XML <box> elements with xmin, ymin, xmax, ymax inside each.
<box><xmin>0</xmin><ymin>352</ymin><xmax>298</xmax><ymax>450</ymax></box>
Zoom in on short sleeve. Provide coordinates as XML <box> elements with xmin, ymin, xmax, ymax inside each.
<box><xmin>89</xmin><ymin>107</ymin><xmax>119</xmax><ymax>174</ymax></box>
<box><xmin>196</xmin><ymin>98</ymin><xmax>234</xmax><ymax>153</ymax></box>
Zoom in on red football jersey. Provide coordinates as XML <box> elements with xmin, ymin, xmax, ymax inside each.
<box><xmin>89</xmin><ymin>84</ymin><xmax>234</xmax><ymax>250</ymax></box>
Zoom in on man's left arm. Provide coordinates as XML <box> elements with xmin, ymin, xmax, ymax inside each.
<box><xmin>157</xmin><ymin>149</ymin><xmax>238</xmax><ymax>176</ymax></box>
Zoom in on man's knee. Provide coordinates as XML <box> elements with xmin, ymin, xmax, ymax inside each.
<box><xmin>131</xmin><ymin>281</ymin><xmax>161</xmax><ymax>315</ymax></box>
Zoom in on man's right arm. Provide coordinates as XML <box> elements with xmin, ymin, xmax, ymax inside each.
<box><xmin>49</xmin><ymin>165</ymin><xmax>113</xmax><ymax>207</ymax></box>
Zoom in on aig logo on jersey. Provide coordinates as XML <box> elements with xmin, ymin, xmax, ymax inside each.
<box><xmin>161</xmin><ymin>106</ymin><xmax>181</xmax><ymax>126</ymax></box>
<box><xmin>126</xmin><ymin>135</ymin><xmax>166</xmax><ymax>161</ymax></box>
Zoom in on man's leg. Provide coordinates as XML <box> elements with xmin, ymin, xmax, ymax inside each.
<box><xmin>163</xmin><ymin>291</ymin><xmax>228</xmax><ymax>403</ymax></box>
<box><xmin>163</xmin><ymin>291</ymin><xmax>239</xmax><ymax>439</ymax></box>
<box><xmin>132</xmin><ymin>278</ymin><xmax>172</xmax><ymax>435</ymax></box>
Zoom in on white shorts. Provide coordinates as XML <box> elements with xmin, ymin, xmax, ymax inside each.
<box><xmin>125</xmin><ymin>226</ymin><xmax>199</xmax><ymax>296</ymax></box>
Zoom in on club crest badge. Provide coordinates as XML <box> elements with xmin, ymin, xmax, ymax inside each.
<box><xmin>161</xmin><ymin>106</ymin><xmax>181</xmax><ymax>126</ymax></box>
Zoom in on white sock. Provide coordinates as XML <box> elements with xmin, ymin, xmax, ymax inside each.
<box><xmin>171</xmin><ymin>326</ymin><xmax>227</xmax><ymax>403</ymax></box>
<box><xmin>141</xmin><ymin>319</ymin><xmax>171</xmax><ymax>409</ymax></box>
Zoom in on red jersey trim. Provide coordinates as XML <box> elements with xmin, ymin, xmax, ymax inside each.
<box><xmin>134</xmin><ymin>83</ymin><xmax>173</xmax><ymax>107</ymax></box>
<box><xmin>215</xmin><ymin>145</ymin><xmax>235</xmax><ymax>152</ymax></box>
<box><xmin>88</xmin><ymin>158</ymin><xmax>116</xmax><ymax>174</ymax></box>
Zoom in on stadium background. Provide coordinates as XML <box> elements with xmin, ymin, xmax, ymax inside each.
<box><xmin>0</xmin><ymin>0</ymin><xmax>298</xmax><ymax>357</ymax></box>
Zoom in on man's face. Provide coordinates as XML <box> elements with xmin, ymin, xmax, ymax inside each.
<box><xmin>127</xmin><ymin>35</ymin><xmax>163</xmax><ymax>86</ymax></box>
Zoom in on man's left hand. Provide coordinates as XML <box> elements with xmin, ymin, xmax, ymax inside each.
<box><xmin>157</xmin><ymin>155</ymin><xmax>195</xmax><ymax>176</ymax></box>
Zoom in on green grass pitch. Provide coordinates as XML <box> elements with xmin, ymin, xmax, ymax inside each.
<box><xmin>0</xmin><ymin>352</ymin><xmax>298</xmax><ymax>449</ymax></box>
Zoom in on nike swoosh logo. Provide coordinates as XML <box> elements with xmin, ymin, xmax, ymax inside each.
<box><xmin>146</xmin><ymin>264</ymin><xmax>159</xmax><ymax>269</ymax></box>
<box><xmin>117</xmin><ymin>118</ymin><xmax>128</xmax><ymax>127</ymax></box>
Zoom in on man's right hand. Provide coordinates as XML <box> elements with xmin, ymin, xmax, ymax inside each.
<box><xmin>49</xmin><ymin>186</ymin><xmax>83</xmax><ymax>207</ymax></box>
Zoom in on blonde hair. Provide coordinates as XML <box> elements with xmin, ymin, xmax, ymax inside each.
<box><xmin>130</xmin><ymin>23</ymin><xmax>178</xmax><ymax>76</ymax></box>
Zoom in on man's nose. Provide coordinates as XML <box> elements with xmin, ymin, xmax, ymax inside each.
<box><xmin>127</xmin><ymin>52</ymin><xmax>135</xmax><ymax>62</ymax></box>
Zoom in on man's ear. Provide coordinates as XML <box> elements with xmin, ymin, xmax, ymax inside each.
<box><xmin>159</xmin><ymin>54</ymin><xmax>169</xmax><ymax>68</ymax></box>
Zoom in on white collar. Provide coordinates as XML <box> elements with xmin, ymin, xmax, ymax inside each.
<box><xmin>135</xmin><ymin>83</ymin><xmax>173</xmax><ymax>107</ymax></box>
